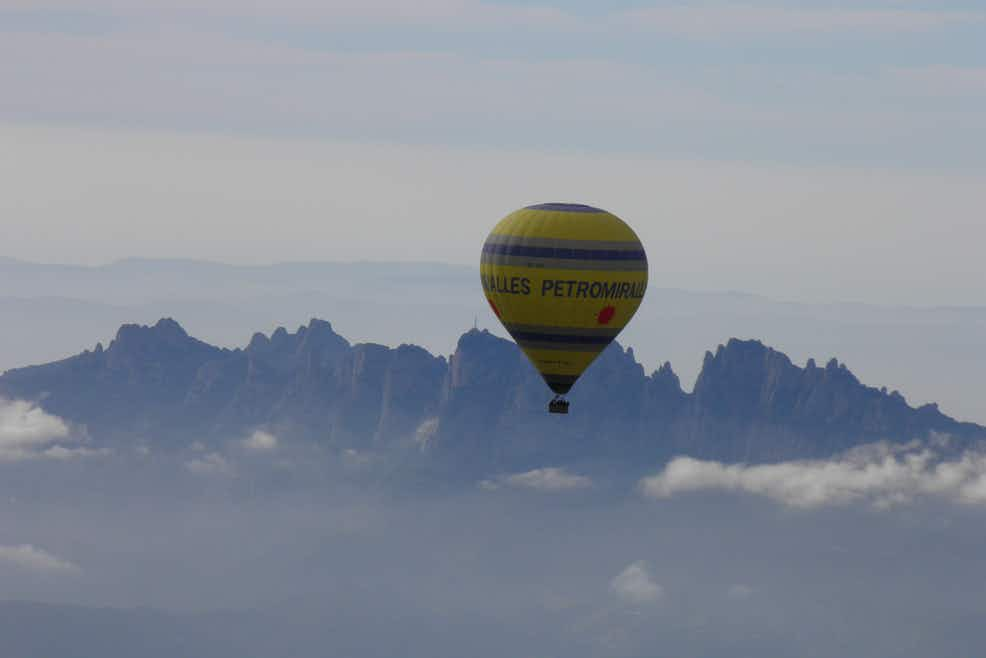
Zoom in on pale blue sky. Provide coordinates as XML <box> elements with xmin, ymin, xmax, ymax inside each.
<box><xmin>1</xmin><ymin>1</ymin><xmax>985</xmax><ymax>303</ymax></box>
<box><xmin>2</xmin><ymin>0</ymin><xmax>984</xmax><ymax>164</ymax></box>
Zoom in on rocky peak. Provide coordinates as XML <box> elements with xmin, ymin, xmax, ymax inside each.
<box><xmin>106</xmin><ymin>318</ymin><xmax>220</xmax><ymax>367</ymax></box>
<box><xmin>653</xmin><ymin>361</ymin><xmax>681</xmax><ymax>389</ymax></box>
<box><xmin>298</xmin><ymin>318</ymin><xmax>350</xmax><ymax>356</ymax></box>
<box><xmin>349</xmin><ymin>343</ymin><xmax>392</xmax><ymax>381</ymax></box>
<box><xmin>692</xmin><ymin>338</ymin><xmax>796</xmax><ymax>418</ymax></box>
<box><xmin>687</xmin><ymin>337</ymin><xmax>966</xmax><ymax>442</ymax></box>
<box><xmin>447</xmin><ymin>329</ymin><xmax>528</xmax><ymax>391</ymax></box>
<box><xmin>247</xmin><ymin>332</ymin><xmax>270</xmax><ymax>351</ymax></box>
<box><xmin>111</xmin><ymin>317</ymin><xmax>189</xmax><ymax>349</ymax></box>
<box><xmin>246</xmin><ymin>319</ymin><xmax>350</xmax><ymax>372</ymax></box>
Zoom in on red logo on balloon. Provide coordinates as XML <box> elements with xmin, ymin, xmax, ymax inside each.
<box><xmin>597</xmin><ymin>306</ymin><xmax>616</xmax><ymax>325</ymax></box>
<box><xmin>487</xmin><ymin>297</ymin><xmax>501</xmax><ymax>318</ymax></box>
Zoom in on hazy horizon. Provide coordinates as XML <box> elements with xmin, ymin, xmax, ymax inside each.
<box><xmin>11</xmin><ymin>253</ymin><xmax>986</xmax><ymax>309</ymax></box>
<box><xmin>4</xmin><ymin>122</ymin><xmax>986</xmax><ymax>307</ymax></box>
<box><xmin>5</xmin><ymin>256</ymin><xmax>986</xmax><ymax>425</ymax></box>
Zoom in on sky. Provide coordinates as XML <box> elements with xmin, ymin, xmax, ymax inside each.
<box><xmin>2</xmin><ymin>0</ymin><xmax>985</xmax><ymax>304</ymax></box>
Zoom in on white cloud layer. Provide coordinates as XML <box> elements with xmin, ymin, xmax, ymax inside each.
<box><xmin>0</xmin><ymin>0</ymin><xmax>577</xmax><ymax>29</ymax></box>
<box><xmin>0</xmin><ymin>398</ymin><xmax>68</xmax><ymax>448</ymax></box>
<box><xmin>727</xmin><ymin>584</ymin><xmax>755</xmax><ymax>600</ymax></box>
<box><xmin>0</xmin><ymin>398</ymin><xmax>98</xmax><ymax>461</ymax></box>
<box><xmin>480</xmin><ymin>467</ymin><xmax>592</xmax><ymax>492</ymax></box>
<box><xmin>617</xmin><ymin>6</ymin><xmax>984</xmax><ymax>37</ymax></box>
<box><xmin>640</xmin><ymin>440</ymin><xmax>986</xmax><ymax>509</ymax></box>
<box><xmin>414</xmin><ymin>418</ymin><xmax>440</xmax><ymax>448</ymax></box>
<box><xmin>610</xmin><ymin>561</ymin><xmax>663</xmax><ymax>604</ymax></box>
<box><xmin>342</xmin><ymin>449</ymin><xmax>374</xmax><ymax>468</ymax></box>
<box><xmin>0</xmin><ymin>544</ymin><xmax>80</xmax><ymax>574</ymax></box>
<box><xmin>185</xmin><ymin>452</ymin><xmax>234</xmax><ymax>476</ymax></box>
<box><xmin>2</xmin><ymin>1</ymin><xmax>980</xmax><ymax>36</ymax></box>
<box><xmin>242</xmin><ymin>429</ymin><xmax>278</xmax><ymax>453</ymax></box>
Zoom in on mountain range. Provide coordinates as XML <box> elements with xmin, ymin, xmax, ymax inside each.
<box><xmin>1</xmin><ymin>318</ymin><xmax>981</xmax><ymax>472</ymax></box>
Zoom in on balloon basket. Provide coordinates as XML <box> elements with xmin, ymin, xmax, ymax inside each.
<box><xmin>548</xmin><ymin>396</ymin><xmax>570</xmax><ymax>414</ymax></box>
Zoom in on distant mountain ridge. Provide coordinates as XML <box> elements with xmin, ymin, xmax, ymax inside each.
<box><xmin>4</xmin><ymin>256</ymin><xmax>986</xmax><ymax>425</ymax></box>
<box><xmin>1</xmin><ymin>318</ymin><xmax>981</xmax><ymax>469</ymax></box>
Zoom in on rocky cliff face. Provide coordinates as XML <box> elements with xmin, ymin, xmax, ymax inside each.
<box><xmin>0</xmin><ymin>318</ymin><xmax>228</xmax><ymax>435</ymax></box>
<box><xmin>0</xmin><ymin>319</ymin><xmax>979</xmax><ymax>467</ymax></box>
<box><xmin>677</xmin><ymin>340</ymin><xmax>961</xmax><ymax>460</ymax></box>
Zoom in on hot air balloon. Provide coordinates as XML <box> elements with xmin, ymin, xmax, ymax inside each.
<box><xmin>480</xmin><ymin>203</ymin><xmax>648</xmax><ymax>414</ymax></box>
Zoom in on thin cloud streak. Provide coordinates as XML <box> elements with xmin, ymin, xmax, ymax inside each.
<box><xmin>480</xmin><ymin>467</ymin><xmax>592</xmax><ymax>492</ymax></box>
<box><xmin>0</xmin><ymin>544</ymin><xmax>80</xmax><ymax>574</ymax></box>
<box><xmin>3</xmin><ymin>20</ymin><xmax>981</xmax><ymax>173</ymax></box>
<box><xmin>185</xmin><ymin>452</ymin><xmax>235</xmax><ymax>476</ymax></box>
<box><xmin>892</xmin><ymin>66</ymin><xmax>986</xmax><ymax>96</ymax></box>
<box><xmin>617</xmin><ymin>6</ymin><xmax>985</xmax><ymax>37</ymax></box>
<box><xmin>0</xmin><ymin>0</ymin><xmax>580</xmax><ymax>30</ymax></box>
<box><xmin>2</xmin><ymin>1</ymin><xmax>980</xmax><ymax>36</ymax></box>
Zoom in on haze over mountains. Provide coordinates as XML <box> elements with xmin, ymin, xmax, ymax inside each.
<box><xmin>3</xmin><ymin>258</ymin><xmax>985</xmax><ymax>425</ymax></box>
<box><xmin>1</xmin><ymin>317</ymin><xmax>979</xmax><ymax>476</ymax></box>
<box><xmin>4</xmin><ymin>267</ymin><xmax>986</xmax><ymax>658</ymax></box>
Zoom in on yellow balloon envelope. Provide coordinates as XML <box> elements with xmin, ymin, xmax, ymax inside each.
<box><xmin>480</xmin><ymin>203</ymin><xmax>648</xmax><ymax>412</ymax></box>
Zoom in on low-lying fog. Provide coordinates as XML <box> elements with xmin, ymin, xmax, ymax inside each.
<box><xmin>2</xmin><ymin>444</ymin><xmax>985</xmax><ymax>658</ymax></box>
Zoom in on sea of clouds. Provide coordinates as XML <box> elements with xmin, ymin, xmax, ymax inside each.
<box><xmin>3</xmin><ymin>397</ymin><xmax>986</xmax><ymax>656</ymax></box>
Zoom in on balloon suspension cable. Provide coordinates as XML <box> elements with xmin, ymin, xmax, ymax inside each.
<box><xmin>548</xmin><ymin>395</ymin><xmax>570</xmax><ymax>415</ymax></box>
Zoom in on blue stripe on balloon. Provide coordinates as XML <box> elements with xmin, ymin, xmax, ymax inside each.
<box><xmin>512</xmin><ymin>331</ymin><xmax>614</xmax><ymax>345</ymax></box>
<box><xmin>482</xmin><ymin>243</ymin><xmax>647</xmax><ymax>262</ymax></box>
<box><xmin>524</xmin><ymin>203</ymin><xmax>605</xmax><ymax>213</ymax></box>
